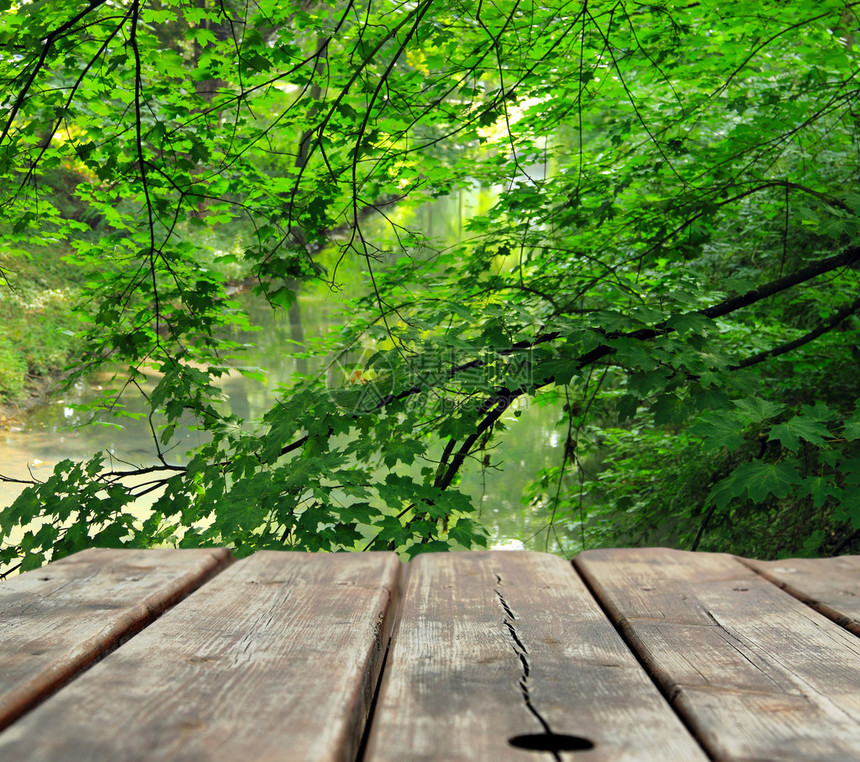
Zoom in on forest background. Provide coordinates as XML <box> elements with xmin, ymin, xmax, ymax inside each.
<box><xmin>0</xmin><ymin>0</ymin><xmax>859</xmax><ymax>574</ymax></box>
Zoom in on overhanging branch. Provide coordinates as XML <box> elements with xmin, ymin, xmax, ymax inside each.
<box><xmin>427</xmin><ymin>246</ymin><xmax>860</xmax><ymax>491</ymax></box>
<box><xmin>730</xmin><ymin>294</ymin><xmax>860</xmax><ymax>371</ymax></box>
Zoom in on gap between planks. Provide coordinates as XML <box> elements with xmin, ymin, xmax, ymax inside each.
<box><xmin>575</xmin><ymin>548</ymin><xmax>860</xmax><ymax>762</ymax></box>
<box><xmin>736</xmin><ymin>554</ymin><xmax>860</xmax><ymax>637</ymax></box>
<box><xmin>0</xmin><ymin>551</ymin><xmax>401</xmax><ymax>762</ymax></box>
<box><xmin>0</xmin><ymin>547</ymin><xmax>233</xmax><ymax>732</ymax></box>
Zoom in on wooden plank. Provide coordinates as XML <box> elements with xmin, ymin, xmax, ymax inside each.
<box><xmin>739</xmin><ymin>555</ymin><xmax>860</xmax><ymax>636</ymax></box>
<box><xmin>575</xmin><ymin>547</ymin><xmax>860</xmax><ymax>762</ymax></box>
<box><xmin>0</xmin><ymin>546</ymin><xmax>231</xmax><ymax>731</ymax></box>
<box><xmin>0</xmin><ymin>550</ymin><xmax>400</xmax><ymax>762</ymax></box>
<box><xmin>364</xmin><ymin>551</ymin><xmax>707</xmax><ymax>761</ymax></box>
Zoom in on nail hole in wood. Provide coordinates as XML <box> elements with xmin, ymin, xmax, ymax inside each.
<box><xmin>508</xmin><ymin>733</ymin><xmax>595</xmax><ymax>752</ymax></box>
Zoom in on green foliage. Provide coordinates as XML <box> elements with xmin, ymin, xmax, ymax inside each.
<box><xmin>0</xmin><ymin>246</ymin><xmax>82</xmax><ymax>399</ymax></box>
<box><xmin>0</xmin><ymin>345</ymin><xmax>27</xmax><ymax>400</ymax></box>
<box><xmin>1</xmin><ymin>0</ymin><xmax>860</xmax><ymax>571</ymax></box>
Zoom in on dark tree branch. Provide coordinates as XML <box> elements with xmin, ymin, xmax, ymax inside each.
<box><xmin>424</xmin><ymin>246</ymin><xmax>860</xmax><ymax>490</ymax></box>
<box><xmin>701</xmin><ymin>247</ymin><xmax>860</xmax><ymax>320</ymax></box>
<box><xmin>730</xmin><ymin>295</ymin><xmax>860</xmax><ymax>371</ymax></box>
<box><xmin>0</xmin><ymin>0</ymin><xmax>110</xmax><ymax>144</ymax></box>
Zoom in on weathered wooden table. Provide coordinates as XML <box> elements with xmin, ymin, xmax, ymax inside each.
<box><xmin>0</xmin><ymin>548</ymin><xmax>857</xmax><ymax>761</ymax></box>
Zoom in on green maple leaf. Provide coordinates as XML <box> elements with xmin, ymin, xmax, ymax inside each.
<box><xmin>733</xmin><ymin>460</ymin><xmax>802</xmax><ymax>501</ymax></box>
<box><xmin>732</xmin><ymin>397</ymin><xmax>784</xmax><ymax>423</ymax></box>
<box><xmin>801</xmin><ymin>476</ymin><xmax>841</xmax><ymax>509</ymax></box>
<box><xmin>690</xmin><ymin>411</ymin><xmax>746</xmax><ymax>451</ymax></box>
<box><xmin>844</xmin><ymin>408</ymin><xmax>860</xmax><ymax>440</ymax></box>
<box><xmin>767</xmin><ymin>416</ymin><xmax>831</xmax><ymax>453</ymax></box>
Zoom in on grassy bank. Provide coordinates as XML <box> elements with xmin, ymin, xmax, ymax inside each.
<box><xmin>0</xmin><ymin>247</ymin><xmax>81</xmax><ymax>408</ymax></box>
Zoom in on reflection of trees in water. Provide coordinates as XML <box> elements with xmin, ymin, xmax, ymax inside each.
<box><xmin>0</xmin><ymin>284</ymin><xmax>568</xmax><ymax>550</ymax></box>
<box><xmin>288</xmin><ymin>284</ymin><xmax>307</xmax><ymax>377</ymax></box>
<box><xmin>0</xmin><ymin>182</ymin><xmax>555</xmax><ymax>546</ymax></box>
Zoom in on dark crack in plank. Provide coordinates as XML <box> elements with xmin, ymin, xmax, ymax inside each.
<box><xmin>495</xmin><ymin>574</ymin><xmax>560</xmax><ymax>761</ymax></box>
<box><xmin>363</xmin><ymin>551</ymin><xmax>705</xmax><ymax>761</ymax></box>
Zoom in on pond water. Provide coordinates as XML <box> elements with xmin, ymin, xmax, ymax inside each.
<box><xmin>0</xmin><ymin>188</ymin><xmax>580</xmax><ymax>553</ymax></box>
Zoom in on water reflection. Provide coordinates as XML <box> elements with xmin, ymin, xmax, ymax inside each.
<box><xmin>0</xmin><ymin>185</ymin><xmax>578</xmax><ymax>554</ymax></box>
<box><xmin>0</xmin><ymin>307</ymin><xmax>571</xmax><ymax>552</ymax></box>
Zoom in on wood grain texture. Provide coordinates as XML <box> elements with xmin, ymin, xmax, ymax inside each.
<box><xmin>575</xmin><ymin>547</ymin><xmax>860</xmax><ymax>762</ymax></box>
<box><xmin>739</xmin><ymin>555</ymin><xmax>860</xmax><ymax>636</ymax></box>
<box><xmin>0</xmin><ymin>546</ymin><xmax>231</xmax><ymax>730</ymax></box>
<box><xmin>0</xmin><ymin>550</ymin><xmax>400</xmax><ymax>762</ymax></box>
<box><xmin>363</xmin><ymin>551</ymin><xmax>706</xmax><ymax>762</ymax></box>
